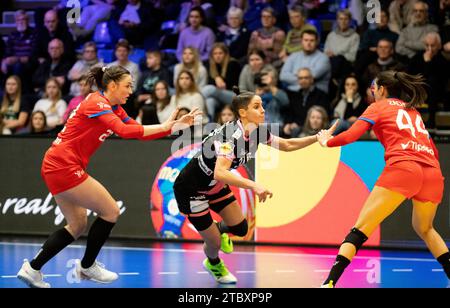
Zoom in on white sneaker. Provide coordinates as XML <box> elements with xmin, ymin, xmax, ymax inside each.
<box><xmin>17</xmin><ymin>259</ymin><xmax>51</xmax><ymax>288</ymax></box>
<box><xmin>76</xmin><ymin>259</ymin><xmax>118</xmax><ymax>284</ymax></box>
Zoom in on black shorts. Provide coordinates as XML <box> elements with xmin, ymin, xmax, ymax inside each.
<box><xmin>174</xmin><ymin>160</ymin><xmax>237</xmax><ymax>231</ymax></box>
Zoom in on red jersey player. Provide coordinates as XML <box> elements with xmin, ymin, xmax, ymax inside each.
<box><xmin>17</xmin><ymin>65</ymin><xmax>201</xmax><ymax>288</ymax></box>
<box><xmin>318</xmin><ymin>71</ymin><xmax>448</xmax><ymax>288</ymax></box>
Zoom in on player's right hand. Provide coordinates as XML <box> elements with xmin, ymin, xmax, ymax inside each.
<box><xmin>253</xmin><ymin>185</ymin><xmax>273</xmax><ymax>203</ymax></box>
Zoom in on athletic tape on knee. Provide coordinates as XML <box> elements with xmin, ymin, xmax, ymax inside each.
<box><xmin>342</xmin><ymin>227</ymin><xmax>368</xmax><ymax>251</ymax></box>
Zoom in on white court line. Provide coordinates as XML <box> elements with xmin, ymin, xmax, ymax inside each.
<box><xmin>275</xmin><ymin>270</ymin><xmax>296</xmax><ymax>273</ymax></box>
<box><xmin>197</xmin><ymin>271</ymin><xmax>208</xmax><ymax>274</ymax></box>
<box><xmin>432</xmin><ymin>269</ymin><xmax>443</xmax><ymax>272</ymax></box>
<box><xmin>1</xmin><ymin>274</ymin><xmax>62</xmax><ymax>278</ymax></box>
<box><xmin>1</xmin><ymin>275</ymin><xmax>18</xmax><ymax>278</ymax></box>
<box><xmin>118</xmin><ymin>272</ymin><xmax>140</xmax><ymax>276</ymax></box>
<box><xmin>158</xmin><ymin>272</ymin><xmax>179</xmax><ymax>275</ymax></box>
<box><xmin>236</xmin><ymin>270</ymin><xmax>256</xmax><ymax>274</ymax></box>
<box><xmin>314</xmin><ymin>269</ymin><xmax>330</xmax><ymax>273</ymax></box>
<box><xmin>0</xmin><ymin>241</ymin><xmax>437</xmax><ymax>263</ymax></box>
<box><xmin>392</xmin><ymin>269</ymin><xmax>413</xmax><ymax>272</ymax></box>
<box><xmin>353</xmin><ymin>269</ymin><xmax>370</xmax><ymax>272</ymax></box>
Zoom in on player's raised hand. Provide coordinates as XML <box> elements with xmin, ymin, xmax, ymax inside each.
<box><xmin>317</xmin><ymin>120</ymin><xmax>339</xmax><ymax>147</ymax></box>
<box><xmin>171</xmin><ymin>107</ymin><xmax>203</xmax><ymax>132</ymax></box>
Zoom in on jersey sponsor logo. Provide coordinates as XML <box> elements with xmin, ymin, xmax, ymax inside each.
<box><xmin>98</xmin><ymin>129</ymin><xmax>114</xmax><ymax>142</ymax></box>
<box><xmin>217</xmin><ymin>142</ymin><xmax>234</xmax><ymax>156</ymax></box>
<box><xmin>389</xmin><ymin>100</ymin><xmax>406</xmax><ymax>107</ymax></box>
<box><xmin>74</xmin><ymin>169</ymin><xmax>85</xmax><ymax>178</ymax></box>
<box><xmin>97</xmin><ymin>102</ymin><xmax>111</xmax><ymax>110</ymax></box>
<box><xmin>53</xmin><ymin>137</ymin><xmax>62</xmax><ymax>145</ymax></box>
<box><xmin>400</xmin><ymin>140</ymin><xmax>434</xmax><ymax>155</ymax></box>
<box><xmin>232</xmin><ymin>128</ymin><xmax>242</xmax><ymax>140</ymax></box>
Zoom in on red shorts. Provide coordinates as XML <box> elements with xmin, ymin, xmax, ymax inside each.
<box><xmin>41</xmin><ymin>160</ymin><xmax>89</xmax><ymax>195</ymax></box>
<box><xmin>376</xmin><ymin>160</ymin><xmax>444</xmax><ymax>204</ymax></box>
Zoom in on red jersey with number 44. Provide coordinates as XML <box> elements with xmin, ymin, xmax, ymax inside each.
<box><xmin>359</xmin><ymin>98</ymin><xmax>439</xmax><ymax>168</ymax></box>
<box><xmin>44</xmin><ymin>91</ymin><xmax>144</xmax><ymax>171</ymax></box>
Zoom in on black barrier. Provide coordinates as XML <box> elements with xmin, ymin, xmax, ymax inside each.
<box><xmin>0</xmin><ymin>137</ymin><xmax>449</xmax><ymax>248</ymax></box>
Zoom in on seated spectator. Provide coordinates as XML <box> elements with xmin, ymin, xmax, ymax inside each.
<box><xmin>135</xmin><ymin>50</ymin><xmax>172</xmax><ymax>105</ymax></box>
<box><xmin>248</xmin><ymin>7</ymin><xmax>285</xmax><ymax>68</ymax></box>
<box><xmin>33</xmin><ymin>9</ymin><xmax>75</xmax><ymax>63</ymax></box>
<box><xmin>280</xmin><ymin>30</ymin><xmax>331</xmax><ymax>94</ymax></box>
<box><xmin>331</xmin><ymin>74</ymin><xmax>366</xmax><ymax>135</ymax></box>
<box><xmin>324</xmin><ymin>9</ymin><xmax>360</xmax><ymax>84</ymax></box>
<box><xmin>1</xmin><ymin>10</ymin><xmax>36</xmax><ymax>92</ymax></box>
<box><xmin>279</xmin><ymin>5</ymin><xmax>317</xmax><ymax>63</ymax></box>
<box><xmin>0</xmin><ymin>75</ymin><xmax>30</xmax><ymax>134</ymax></box>
<box><xmin>119</xmin><ymin>0</ymin><xmax>160</xmax><ymax>47</ymax></box>
<box><xmin>396</xmin><ymin>1</ymin><xmax>439</xmax><ymax>59</ymax></box>
<box><xmin>68</xmin><ymin>42</ymin><xmax>104</xmax><ymax>96</ymax></box>
<box><xmin>174</xmin><ymin>0</ymin><xmax>216</xmax><ymax>34</ymax></box>
<box><xmin>239</xmin><ymin>49</ymin><xmax>275</xmax><ymax>92</ymax></box>
<box><xmin>409</xmin><ymin>32</ymin><xmax>450</xmax><ymax>127</ymax></box>
<box><xmin>283</xmin><ymin>67</ymin><xmax>329</xmax><ymax>137</ymax></box>
<box><xmin>107</xmin><ymin>39</ymin><xmax>140</xmax><ymax>90</ymax></box>
<box><xmin>176</xmin><ymin>6</ymin><xmax>216</xmax><ymax>62</ymax></box>
<box><xmin>216</xmin><ymin>6</ymin><xmax>251</xmax><ymax>64</ymax></box>
<box><xmin>254</xmin><ymin>67</ymin><xmax>288</xmax><ymax>127</ymax></box>
<box><xmin>63</xmin><ymin>74</ymin><xmax>92</xmax><ymax>122</ymax></box>
<box><xmin>174</xmin><ymin>47</ymin><xmax>208</xmax><ymax>88</ymax></box>
<box><xmin>32</xmin><ymin>39</ymin><xmax>72</xmax><ymax>96</ymax></box>
<box><xmin>202</xmin><ymin>43</ymin><xmax>241</xmax><ymax>120</ymax></box>
<box><xmin>33</xmin><ymin>78</ymin><xmax>67</xmax><ymax>130</ymax></box>
<box><xmin>216</xmin><ymin>104</ymin><xmax>235</xmax><ymax>125</ymax></box>
<box><xmin>171</xmin><ymin>70</ymin><xmax>208</xmax><ymax>123</ymax></box>
<box><xmin>16</xmin><ymin>110</ymin><xmax>49</xmax><ymax>135</ymax></box>
<box><xmin>68</xmin><ymin>0</ymin><xmax>116</xmax><ymax>40</ymax></box>
<box><xmin>299</xmin><ymin>105</ymin><xmax>329</xmax><ymax>137</ymax></box>
<box><xmin>389</xmin><ymin>0</ymin><xmax>418</xmax><ymax>34</ymax></box>
<box><xmin>1</xmin><ymin>10</ymin><xmax>36</xmax><ymax>83</ymax></box>
<box><xmin>362</xmin><ymin>39</ymin><xmax>406</xmax><ymax>88</ymax></box>
<box><xmin>244</xmin><ymin>0</ymin><xmax>288</xmax><ymax>32</ymax></box>
<box><xmin>136</xmin><ymin>80</ymin><xmax>176</xmax><ymax>125</ymax></box>
<box><xmin>356</xmin><ymin>9</ymin><xmax>399</xmax><ymax>74</ymax></box>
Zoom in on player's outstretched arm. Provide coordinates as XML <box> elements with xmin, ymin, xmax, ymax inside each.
<box><xmin>214</xmin><ymin>157</ymin><xmax>273</xmax><ymax>203</ymax></box>
<box><xmin>318</xmin><ymin>119</ymin><xmax>371</xmax><ymax>147</ymax></box>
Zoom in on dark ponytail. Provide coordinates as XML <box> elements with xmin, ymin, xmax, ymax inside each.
<box><xmin>376</xmin><ymin>70</ymin><xmax>428</xmax><ymax>108</ymax></box>
<box><xmin>231</xmin><ymin>86</ymin><xmax>256</xmax><ymax>119</ymax></box>
<box><xmin>87</xmin><ymin>65</ymin><xmax>131</xmax><ymax>91</ymax></box>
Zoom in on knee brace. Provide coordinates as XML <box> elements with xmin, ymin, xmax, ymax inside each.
<box><xmin>228</xmin><ymin>219</ymin><xmax>248</xmax><ymax>237</ymax></box>
<box><xmin>342</xmin><ymin>228</ymin><xmax>368</xmax><ymax>252</ymax></box>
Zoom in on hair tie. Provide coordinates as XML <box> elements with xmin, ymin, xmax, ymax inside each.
<box><xmin>102</xmin><ymin>66</ymin><xmax>107</xmax><ymax>73</ymax></box>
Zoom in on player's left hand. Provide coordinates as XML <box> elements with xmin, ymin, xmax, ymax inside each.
<box><xmin>317</xmin><ymin>120</ymin><xmax>339</xmax><ymax>147</ymax></box>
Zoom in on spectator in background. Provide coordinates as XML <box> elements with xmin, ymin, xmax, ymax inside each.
<box><xmin>32</xmin><ymin>39</ymin><xmax>72</xmax><ymax>96</ymax></box>
<box><xmin>107</xmin><ymin>39</ymin><xmax>140</xmax><ymax>91</ymax></box>
<box><xmin>396</xmin><ymin>1</ymin><xmax>439</xmax><ymax>59</ymax></box>
<box><xmin>299</xmin><ymin>105</ymin><xmax>329</xmax><ymax>137</ymax></box>
<box><xmin>176</xmin><ymin>6</ymin><xmax>215</xmax><ymax>62</ymax></box>
<box><xmin>362</xmin><ymin>39</ymin><xmax>406</xmax><ymax>88</ymax></box>
<box><xmin>174</xmin><ymin>0</ymin><xmax>216</xmax><ymax>34</ymax></box>
<box><xmin>279</xmin><ymin>5</ymin><xmax>317</xmax><ymax>63</ymax></box>
<box><xmin>438</xmin><ymin>0</ymin><xmax>450</xmax><ymax>56</ymax></box>
<box><xmin>389</xmin><ymin>0</ymin><xmax>418</xmax><ymax>34</ymax></box>
<box><xmin>216</xmin><ymin>104</ymin><xmax>235</xmax><ymax>125</ymax></box>
<box><xmin>356</xmin><ymin>9</ymin><xmax>399</xmax><ymax>74</ymax></box>
<box><xmin>171</xmin><ymin>70</ymin><xmax>208</xmax><ymax>123</ymax></box>
<box><xmin>0</xmin><ymin>75</ymin><xmax>30</xmax><ymax>134</ymax></box>
<box><xmin>238</xmin><ymin>48</ymin><xmax>275</xmax><ymax>92</ymax></box>
<box><xmin>174</xmin><ymin>47</ymin><xmax>208</xmax><ymax>88</ymax></box>
<box><xmin>254</xmin><ymin>67</ymin><xmax>288</xmax><ymax>127</ymax></box>
<box><xmin>324</xmin><ymin>9</ymin><xmax>360</xmax><ymax>84</ymax></box>
<box><xmin>331</xmin><ymin>74</ymin><xmax>366</xmax><ymax>135</ymax></box>
<box><xmin>283</xmin><ymin>67</ymin><xmax>329</xmax><ymax>137</ymax></box>
<box><xmin>217</xmin><ymin>6</ymin><xmax>251</xmax><ymax>64</ymax></box>
<box><xmin>17</xmin><ymin>110</ymin><xmax>49</xmax><ymax>135</ymax></box>
<box><xmin>136</xmin><ymin>80</ymin><xmax>176</xmax><ymax>125</ymax></box>
<box><xmin>68</xmin><ymin>42</ymin><xmax>104</xmax><ymax>97</ymax></box>
<box><xmin>68</xmin><ymin>0</ymin><xmax>117</xmax><ymax>41</ymax></box>
<box><xmin>244</xmin><ymin>0</ymin><xmax>288</xmax><ymax>32</ymax></box>
<box><xmin>248</xmin><ymin>7</ymin><xmax>285</xmax><ymax>68</ymax></box>
<box><xmin>119</xmin><ymin>0</ymin><xmax>160</xmax><ymax>47</ymax></box>
<box><xmin>409</xmin><ymin>32</ymin><xmax>449</xmax><ymax>127</ymax></box>
<box><xmin>33</xmin><ymin>10</ymin><xmax>75</xmax><ymax>63</ymax></box>
<box><xmin>33</xmin><ymin>78</ymin><xmax>67</xmax><ymax>130</ymax></box>
<box><xmin>1</xmin><ymin>10</ymin><xmax>36</xmax><ymax>82</ymax></box>
<box><xmin>62</xmin><ymin>75</ymin><xmax>92</xmax><ymax>122</ymax></box>
<box><xmin>202</xmin><ymin>43</ymin><xmax>241</xmax><ymax>120</ymax></box>
<box><xmin>135</xmin><ymin>50</ymin><xmax>172</xmax><ymax>105</ymax></box>
<box><xmin>280</xmin><ymin>30</ymin><xmax>331</xmax><ymax>94</ymax></box>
